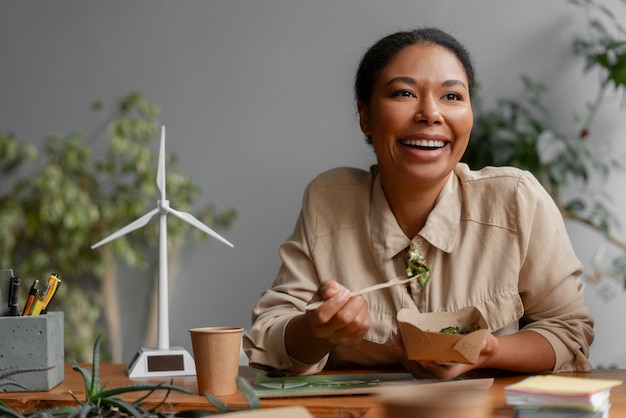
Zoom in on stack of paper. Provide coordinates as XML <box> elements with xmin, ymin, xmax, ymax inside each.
<box><xmin>505</xmin><ymin>375</ymin><xmax>622</xmax><ymax>417</ymax></box>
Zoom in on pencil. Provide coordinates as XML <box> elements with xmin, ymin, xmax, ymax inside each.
<box><xmin>22</xmin><ymin>279</ymin><xmax>39</xmax><ymax>316</ymax></box>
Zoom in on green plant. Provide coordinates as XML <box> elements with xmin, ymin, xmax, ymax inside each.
<box><xmin>0</xmin><ymin>335</ymin><xmax>260</xmax><ymax>417</ymax></box>
<box><xmin>0</xmin><ymin>92</ymin><xmax>237</xmax><ymax>362</ymax></box>
<box><xmin>462</xmin><ymin>0</ymin><xmax>626</xmax><ymax>289</ymax></box>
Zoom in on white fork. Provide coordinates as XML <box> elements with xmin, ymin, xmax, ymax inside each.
<box><xmin>305</xmin><ymin>275</ymin><xmax>415</xmax><ymax>310</ymax></box>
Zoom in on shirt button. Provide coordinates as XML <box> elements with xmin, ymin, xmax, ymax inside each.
<box><xmin>277</xmin><ymin>356</ymin><xmax>284</xmax><ymax>366</ymax></box>
<box><xmin>416</xmin><ymin>239</ymin><xmax>423</xmax><ymax>246</ymax></box>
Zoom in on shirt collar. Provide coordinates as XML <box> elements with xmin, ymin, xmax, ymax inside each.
<box><xmin>421</xmin><ymin>169</ymin><xmax>461</xmax><ymax>253</ymax></box>
<box><xmin>369</xmin><ymin>165</ymin><xmax>462</xmax><ymax>264</ymax></box>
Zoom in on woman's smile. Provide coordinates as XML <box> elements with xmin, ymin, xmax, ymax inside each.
<box><xmin>398</xmin><ymin>135</ymin><xmax>450</xmax><ymax>163</ymax></box>
<box><xmin>399</xmin><ymin>138</ymin><xmax>447</xmax><ymax>149</ymax></box>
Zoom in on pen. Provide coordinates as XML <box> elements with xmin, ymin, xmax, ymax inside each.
<box><xmin>22</xmin><ymin>279</ymin><xmax>39</xmax><ymax>316</ymax></box>
<box><xmin>40</xmin><ymin>275</ymin><xmax>61</xmax><ymax>314</ymax></box>
<box><xmin>30</xmin><ymin>273</ymin><xmax>61</xmax><ymax>316</ymax></box>
<box><xmin>8</xmin><ymin>274</ymin><xmax>21</xmax><ymax>316</ymax></box>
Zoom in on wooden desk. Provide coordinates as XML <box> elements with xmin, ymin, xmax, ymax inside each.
<box><xmin>1</xmin><ymin>364</ymin><xmax>625</xmax><ymax>418</ymax></box>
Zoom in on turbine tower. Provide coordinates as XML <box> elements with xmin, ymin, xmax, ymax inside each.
<box><xmin>91</xmin><ymin>126</ymin><xmax>233</xmax><ymax>377</ymax></box>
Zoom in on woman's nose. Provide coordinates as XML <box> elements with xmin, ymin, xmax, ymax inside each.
<box><xmin>414</xmin><ymin>97</ymin><xmax>442</xmax><ymax>125</ymax></box>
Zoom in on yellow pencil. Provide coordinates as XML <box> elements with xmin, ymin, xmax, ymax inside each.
<box><xmin>22</xmin><ymin>279</ymin><xmax>39</xmax><ymax>316</ymax></box>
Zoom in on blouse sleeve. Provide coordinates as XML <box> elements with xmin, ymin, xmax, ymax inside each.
<box><xmin>515</xmin><ymin>171</ymin><xmax>594</xmax><ymax>372</ymax></box>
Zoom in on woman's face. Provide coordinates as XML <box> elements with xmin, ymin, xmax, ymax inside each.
<box><xmin>358</xmin><ymin>43</ymin><xmax>473</xmax><ymax>189</ymax></box>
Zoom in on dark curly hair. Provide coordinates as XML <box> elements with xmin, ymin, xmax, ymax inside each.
<box><xmin>354</xmin><ymin>27</ymin><xmax>476</xmax><ymax>110</ymax></box>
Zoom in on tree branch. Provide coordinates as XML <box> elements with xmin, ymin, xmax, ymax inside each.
<box><xmin>561</xmin><ymin>209</ymin><xmax>626</xmax><ymax>250</ymax></box>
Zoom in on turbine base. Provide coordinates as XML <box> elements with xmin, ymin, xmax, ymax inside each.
<box><xmin>127</xmin><ymin>346</ymin><xmax>196</xmax><ymax>378</ymax></box>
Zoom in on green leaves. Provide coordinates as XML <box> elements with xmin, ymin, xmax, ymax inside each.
<box><xmin>570</xmin><ymin>0</ymin><xmax>626</xmax><ymax>89</ymax></box>
<box><xmin>0</xmin><ymin>133</ymin><xmax>37</xmax><ymax>173</ymax></box>
<box><xmin>65</xmin><ymin>334</ymin><xmax>195</xmax><ymax>417</ymax></box>
<box><xmin>406</xmin><ymin>247</ymin><xmax>431</xmax><ymax>288</ymax></box>
<box><xmin>463</xmin><ymin>78</ymin><xmax>548</xmax><ymax>178</ymax></box>
<box><xmin>175</xmin><ymin>378</ymin><xmax>260</xmax><ymax>417</ymax></box>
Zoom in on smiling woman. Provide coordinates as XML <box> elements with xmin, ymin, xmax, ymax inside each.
<box><xmin>243</xmin><ymin>27</ymin><xmax>594</xmax><ymax>381</ymax></box>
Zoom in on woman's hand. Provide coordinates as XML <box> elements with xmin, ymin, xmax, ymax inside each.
<box><xmin>284</xmin><ymin>280</ymin><xmax>370</xmax><ymax>364</ymax></box>
<box><xmin>397</xmin><ymin>332</ymin><xmax>499</xmax><ymax>381</ymax></box>
<box><xmin>305</xmin><ymin>280</ymin><xmax>370</xmax><ymax>346</ymax></box>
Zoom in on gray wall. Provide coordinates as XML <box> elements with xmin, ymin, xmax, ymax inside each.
<box><xmin>2</xmin><ymin>0</ymin><xmax>626</xmax><ymax>368</ymax></box>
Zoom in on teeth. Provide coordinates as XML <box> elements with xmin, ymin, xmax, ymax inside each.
<box><xmin>402</xmin><ymin>139</ymin><xmax>445</xmax><ymax>148</ymax></box>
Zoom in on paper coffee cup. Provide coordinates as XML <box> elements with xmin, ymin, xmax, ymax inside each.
<box><xmin>189</xmin><ymin>326</ymin><xmax>243</xmax><ymax>396</ymax></box>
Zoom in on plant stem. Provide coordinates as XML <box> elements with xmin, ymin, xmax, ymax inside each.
<box><xmin>581</xmin><ymin>78</ymin><xmax>611</xmax><ymax>135</ymax></box>
<box><xmin>561</xmin><ymin>209</ymin><xmax>626</xmax><ymax>250</ymax></box>
<box><xmin>102</xmin><ymin>246</ymin><xmax>123</xmax><ymax>363</ymax></box>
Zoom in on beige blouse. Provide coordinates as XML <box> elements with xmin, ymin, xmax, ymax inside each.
<box><xmin>243</xmin><ymin>163</ymin><xmax>594</xmax><ymax>375</ymax></box>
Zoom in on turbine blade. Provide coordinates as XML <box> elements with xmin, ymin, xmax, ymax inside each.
<box><xmin>157</xmin><ymin>126</ymin><xmax>166</xmax><ymax>200</ymax></box>
<box><xmin>167</xmin><ymin>206</ymin><xmax>234</xmax><ymax>248</ymax></box>
<box><xmin>91</xmin><ymin>208</ymin><xmax>160</xmax><ymax>249</ymax></box>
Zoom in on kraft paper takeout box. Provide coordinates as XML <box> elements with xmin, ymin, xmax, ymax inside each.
<box><xmin>397</xmin><ymin>306</ymin><xmax>489</xmax><ymax>364</ymax></box>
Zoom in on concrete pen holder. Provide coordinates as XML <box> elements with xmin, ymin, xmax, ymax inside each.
<box><xmin>0</xmin><ymin>311</ymin><xmax>64</xmax><ymax>392</ymax></box>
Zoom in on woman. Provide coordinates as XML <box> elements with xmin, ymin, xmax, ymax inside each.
<box><xmin>243</xmin><ymin>27</ymin><xmax>594</xmax><ymax>380</ymax></box>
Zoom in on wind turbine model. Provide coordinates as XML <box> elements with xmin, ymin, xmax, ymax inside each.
<box><xmin>91</xmin><ymin>126</ymin><xmax>234</xmax><ymax>378</ymax></box>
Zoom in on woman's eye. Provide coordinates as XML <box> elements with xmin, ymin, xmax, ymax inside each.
<box><xmin>443</xmin><ymin>92</ymin><xmax>461</xmax><ymax>101</ymax></box>
<box><xmin>392</xmin><ymin>90</ymin><xmax>415</xmax><ymax>98</ymax></box>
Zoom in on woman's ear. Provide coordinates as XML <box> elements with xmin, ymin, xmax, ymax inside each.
<box><xmin>357</xmin><ymin>101</ymin><xmax>371</xmax><ymax>136</ymax></box>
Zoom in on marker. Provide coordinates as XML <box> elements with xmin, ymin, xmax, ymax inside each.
<box><xmin>22</xmin><ymin>279</ymin><xmax>39</xmax><ymax>316</ymax></box>
<box><xmin>7</xmin><ymin>274</ymin><xmax>20</xmax><ymax>316</ymax></box>
<box><xmin>30</xmin><ymin>274</ymin><xmax>61</xmax><ymax>316</ymax></box>
<box><xmin>41</xmin><ymin>276</ymin><xmax>61</xmax><ymax>315</ymax></box>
